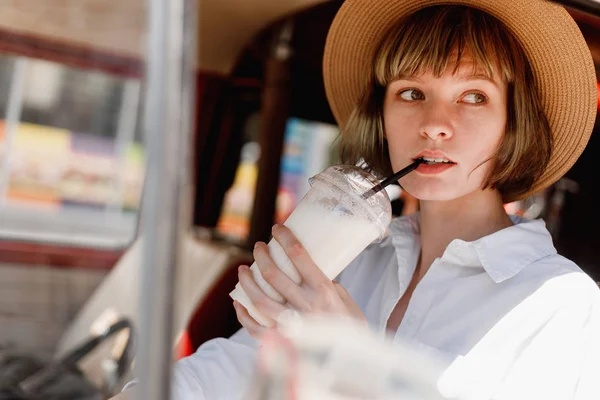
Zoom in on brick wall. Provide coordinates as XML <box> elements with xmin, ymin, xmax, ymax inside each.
<box><xmin>0</xmin><ymin>264</ymin><xmax>106</xmax><ymax>359</ymax></box>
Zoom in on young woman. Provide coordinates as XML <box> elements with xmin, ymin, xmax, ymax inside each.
<box><xmin>172</xmin><ymin>0</ymin><xmax>600</xmax><ymax>399</ymax></box>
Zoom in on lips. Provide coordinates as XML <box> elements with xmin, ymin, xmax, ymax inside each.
<box><xmin>413</xmin><ymin>150</ymin><xmax>456</xmax><ymax>164</ymax></box>
<box><xmin>415</xmin><ymin>162</ymin><xmax>456</xmax><ymax>175</ymax></box>
<box><xmin>412</xmin><ymin>150</ymin><xmax>457</xmax><ymax>175</ymax></box>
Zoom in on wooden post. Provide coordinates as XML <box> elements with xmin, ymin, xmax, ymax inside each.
<box><xmin>247</xmin><ymin>20</ymin><xmax>293</xmax><ymax>246</ymax></box>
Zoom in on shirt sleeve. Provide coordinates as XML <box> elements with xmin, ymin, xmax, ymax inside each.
<box><xmin>170</xmin><ymin>328</ymin><xmax>259</xmax><ymax>400</ymax></box>
<box><xmin>491</xmin><ymin>284</ymin><xmax>600</xmax><ymax>400</ymax></box>
<box><xmin>573</xmin><ymin>296</ymin><xmax>600</xmax><ymax>399</ymax></box>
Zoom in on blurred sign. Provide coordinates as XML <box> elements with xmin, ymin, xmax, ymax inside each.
<box><xmin>217</xmin><ymin>117</ymin><xmax>339</xmax><ymax>241</ymax></box>
<box><xmin>1</xmin><ymin>121</ymin><xmax>70</xmax><ymax>206</ymax></box>
<box><xmin>277</xmin><ymin>118</ymin><xmax>338</xmax><ymax>223</ymax></box>
<box><xmin>0</xmin><ymin>121</ymin><xmax>144</xmax><ymax>211</ymax></box>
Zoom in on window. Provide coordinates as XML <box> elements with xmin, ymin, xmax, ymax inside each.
<box><xmin>0</xmin><ymin>55</ymin><xmax>144</xmax><ymax>248</ymax></box>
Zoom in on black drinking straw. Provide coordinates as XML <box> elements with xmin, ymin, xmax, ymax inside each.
<box><xmin>361</xmin><ymin>159</ymin><xmax>423</xmax><ymax>199</ymax></box>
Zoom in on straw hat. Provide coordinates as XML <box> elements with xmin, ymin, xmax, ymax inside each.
<box><xmin>323</xmin><ymin>0</ymin><xmax>597</xmax><ymax>201</ymax></box>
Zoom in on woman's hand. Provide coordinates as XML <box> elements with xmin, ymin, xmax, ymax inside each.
<box><xmin>234</xmin><ymin>224</ymin><xmax>366</xmax><ymax>339</ymax></box>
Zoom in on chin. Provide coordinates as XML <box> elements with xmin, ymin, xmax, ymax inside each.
<box><xmin>400</xmin><ymin>178</ymin><xmax>468</xmax><ymax>201</ymax></box>
<box><xmin>407</xmin><ymin>189</ymin><xmax>462</xmax><ymax>202</ymax></box>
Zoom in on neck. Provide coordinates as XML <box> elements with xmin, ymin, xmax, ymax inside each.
<box><xmin>417</xmin><ymin>189</ymin><xmax>513</xmax><ymax>278</ymax></box>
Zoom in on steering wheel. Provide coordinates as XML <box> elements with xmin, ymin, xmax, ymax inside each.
<box><xmin>2</xmin><ymin>318</ymin><xmax>135</xmax><ymax>399</ymax></box>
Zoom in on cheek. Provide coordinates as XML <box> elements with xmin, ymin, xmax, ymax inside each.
<box><xmin>384</xmin><ymin>118</ymin><xmax>406</xmax><ymax>146</ymax></box>
<box><xmin>383</xmin><ymin>94</ymin><xmax>417</xmax><ymax>136</ymax></box>
<box><xmin>384</xmin><ymin>117</ymin><xmax>419</xmax><ymax>169</ymax></box>
<box><xmin>460</xmin><ymin>110</ymin><xmax>506</xmax><ymax>158</ymax></box>
<box><xmin>383</xmin><ymin>107</ymin><xmax>419</xmax><ymax>147</ymax></box>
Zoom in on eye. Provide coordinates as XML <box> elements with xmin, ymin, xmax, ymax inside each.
<box><xmin>462</xmin><ymin>92</ymin><xmax>487</xmax><ymax>104</ymax></box>
<box><xmin>399</xmin><ymin>89</ymin><xmax>425</xmax><ymax>101</ymax></box>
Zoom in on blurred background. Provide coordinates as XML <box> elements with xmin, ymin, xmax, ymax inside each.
<box><xmin>0</xmin><ymin>0</ymin><xmax>598</xmax><ymax>398</ymax></box>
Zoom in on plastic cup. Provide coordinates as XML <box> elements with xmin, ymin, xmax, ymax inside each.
<box><xmin>230</xmin><ymin>165</ymin><xmax>392</xmax><ymax>327</ymax></box>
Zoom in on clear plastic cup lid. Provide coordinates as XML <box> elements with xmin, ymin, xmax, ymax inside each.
<box><xmin>309</xmin><ymin>165</ymin><xmax>392</xmax><ymax>240</ymax></box>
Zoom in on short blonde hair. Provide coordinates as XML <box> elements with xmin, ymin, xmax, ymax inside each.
<box><xmin>339</xmin><ymin>5</ymin><xmax>552</xmax><ymax>202</ymax></box>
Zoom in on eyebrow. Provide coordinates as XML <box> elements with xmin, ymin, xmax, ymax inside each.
<box><xmin>458</xmin><ymin>73</ymin><xmax>500</xmax><ymax>87</ymax></box>
<box><xmin>397</xmin><ymin>72</ymin><xmax>500</xmax><ymax>87</ymax></box>
<box><xmin>396</xmin><ymin>74</ymin><xmax>424</xmax><ymax>83</ymax></box>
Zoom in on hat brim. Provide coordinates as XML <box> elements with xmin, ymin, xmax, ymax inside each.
<box><xmin>323</xmin><ymin>0</ymin><xmax>597</xmax><ymax>202</ymax></box>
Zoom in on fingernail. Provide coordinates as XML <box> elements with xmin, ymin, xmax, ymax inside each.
<box><xmin>254</xmin><ymin>242</ymin><xmax>260</xmax><ymax>250</ymax></box>
<box><xmin>272</xmin><ymin>224</ymin><xmax>282</xmax><ymax>232</ymax></box>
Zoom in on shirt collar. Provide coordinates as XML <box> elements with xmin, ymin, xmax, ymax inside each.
<box><xmin>388</xmin><ymin>213</ymin><xmax>557</xmax><ymax>283</ymax></box>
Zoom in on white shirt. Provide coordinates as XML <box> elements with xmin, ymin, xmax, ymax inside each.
<box><xmin>171</xmin><ymin>214</ymin><xmax>600</xmax><ymax>400</ymax></box>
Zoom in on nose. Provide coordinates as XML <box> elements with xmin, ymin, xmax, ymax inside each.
<box><xmin>420</xmin><ymin>103</ymin><xmax>454</xmax><ymax>141</ymax></box>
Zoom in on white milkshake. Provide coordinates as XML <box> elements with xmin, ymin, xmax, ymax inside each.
<box><xmin>230</xmin><ymin>165</ymin><xmax>391</xmax><ymax>327</ymax></box>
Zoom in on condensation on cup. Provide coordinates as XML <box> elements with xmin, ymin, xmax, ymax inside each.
<box><xmin>230</xmin><ymin>165</ymin><xmax>392</xmax><ymax>327</ymax></box>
